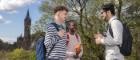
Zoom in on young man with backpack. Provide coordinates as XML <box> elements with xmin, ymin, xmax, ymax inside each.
<box><xmin>66</xmin><ymin>20</ymin><xmax>83</xmax><ymax>60</ymax></box>
<box><xmin>44</xmin><ymin>6</ymin><xmax>68</xmax><ymax>60</ymax></box>
<box><xmin>94</xmin><ymin>3</ymin><xmax>132</xmax><ymax>60</ymax></box>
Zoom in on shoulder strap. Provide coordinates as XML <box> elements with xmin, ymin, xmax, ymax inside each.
<box><xmin>66</xmin><ymin>33</ymin><xmax>70</xmax><ymax>46</ymax></box>
<box><xmin>109</xmin><ymin>25</ymin><xmax>114</xmax><ymax>38</ymax></box>
<box><xmin>51</xmin><ymin>23</ymin><xmax>59</xmax><ymax>31</ymax></box>
<box><xmin>75</xmin><ymin>34</ymin><xmax>79</xmax><ymax>41</ymax></box>
<box><xmin>47</xmin><ymin>44</ymin><xmax>56</xmax><ymax>58</ymax></box>
<box><xmin>108</xmin><ymin>22</ymin><xmax>123</xmax><ymax>48</ymax></box>
<box><xmin>108</xmin><ymin>18</ymin><xmax>122</xmax><ymax>38</ymax></box>
<box><xmin>109</xmin><ymin>20</ymin><xmax>123</xmax><ymax>38</ymax></box>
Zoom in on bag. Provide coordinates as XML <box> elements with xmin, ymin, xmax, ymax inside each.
<box><xmin>109</xmin><ymin>22</ymin><xmax>132</xmax><ymax>56</ymax></box>
<box><xmin>36</xmin><ymin>23</ymin><xmax>59</xmax><ymax>60</ymax></box>
<box><xmin>36</xmin><ymin>37</ymin><xmax>45</xmax><ymax>60</ymax></box>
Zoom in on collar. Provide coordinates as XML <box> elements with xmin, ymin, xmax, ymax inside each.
<box><xmin>52</xmin><ymin>22</ymin><xmax>63</xmax><ymax>28</ymax></box>
<box><xmin>54</xmin><ymin>21</ymin><xmax>61</xmax><ymax>25</ymax></box>
<box><xmin>108</xmin><ymin>16</ymin><xmax>117</xmax><ymax>24</ymax></box>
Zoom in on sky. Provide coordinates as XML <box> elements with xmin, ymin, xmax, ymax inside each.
<box><xmin>0</xmin><ymin>0</ymin><xmax>43</xmax><ymax>44</ymax></box>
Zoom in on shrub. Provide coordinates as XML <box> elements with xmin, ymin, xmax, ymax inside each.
<box><xmin>7</xmin><ymin>48</ymin><xmax>36</xmax><ymax>60</ymax></box>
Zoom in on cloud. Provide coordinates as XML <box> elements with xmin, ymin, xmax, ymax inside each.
<box><xmin>4</xmin><ymin>20</ymin><xmax>12</xmax><ymax>24</ymax></box>
<box><xmin>36</xmin><ymin>0</ymin><xmax>42</xmax><ymax>4</ymax></box>
<box><xmin>0</xmin><ymin>0</ymin><xmax>34</xmax><ymax>11</ymax></box>
<box><xmin>0</xmin><ymin>15</ymin><xmax>3</xmax><ymax>19</ymax></box>
<box><xmin>0</xmin><ymin>15</ymin><xmax>12</xmax><ymax>24</ymax></box>
<box><xmin>7</xmin><ymin>10</ymin><xmax>19</xmax><ymax>14</ymax></box>
<box><xmin>0</xmin><ymin>36</ymin><xmax>16</xmax><ymax>44</ymax></box>
<box><xmin>0</xmin><ymin>15</ymin><xmax>5</xmax><ymax>23</ymax></box>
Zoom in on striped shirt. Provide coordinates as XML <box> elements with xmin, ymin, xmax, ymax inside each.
<box><xmin>44</xmin><ymin>23</ymin><xmax>67</xmax><ymax>59</ymax></box>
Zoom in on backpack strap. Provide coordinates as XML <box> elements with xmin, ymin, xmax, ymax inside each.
<box><xmin>108</xmin><ymin>21</ymin><xmax>122</xmax><ymax>48</ymax></box>
<box><xmin>51</xmin><ymin>23</ymin><xmax>59</xmax><ymax>31</ymax></box>
<box><xmin>75</xmin><ymin>34</ymin><xmax>79</xmax><ymax>41</ymax></box>
<box><xmin>66</xmin><ymin>33</ymin><xmax>70</xmax><ymax>46</ymax></box>
<box><xmin>109</xmin><ymin>25</ymin><xmax>114</xmax><ymax>38</ymax></box>
<box><xmin>108</xmin><ymin>18</ymin><xmax>120</xmax><ymax>38</ymax></box>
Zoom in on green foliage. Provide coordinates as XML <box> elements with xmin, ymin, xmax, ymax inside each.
<box><xmin>0</xmin><ymin>51</ymin><xmax>8</xmax><ymax>60</ymax></box>
<box><xmin>0</xmin><ymin>39</ymin><xmax>17</xmax><ymax>51</ymax></box>
<box><xmin>0</xmin><ymin>48</ymin><xmax>36</xmax><ymax>60</ymax></box>
<box><xmin>32</xmin><ymin>0</ymin><xmax>140</xmax><ymax>60</ymax></box>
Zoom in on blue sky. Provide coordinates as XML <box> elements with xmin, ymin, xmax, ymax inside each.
<box><xmin>0</xmin><ymin>0</ymin><xmax>43</xmax><ymax>44</ymax></box>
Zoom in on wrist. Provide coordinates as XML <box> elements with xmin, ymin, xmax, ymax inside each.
<box><xmin>100</xmin><ymin>38</ymin><xmax>104</xmax><ymax>44</ymax></box>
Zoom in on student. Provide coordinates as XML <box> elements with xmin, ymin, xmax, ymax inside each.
<box><xmin>44</xmin><ymin>6</ymin><xmax>68</xmax><ymax>60</ymax></box>
<box><xmin>66</xmin><ymin>20</ymin><xmax>83</xmax><ymax>60</ymax></box>
<box><xmin>94</xmin><ymin>3</ymin><xmax>124</xmax><ymax>60</ymax></box>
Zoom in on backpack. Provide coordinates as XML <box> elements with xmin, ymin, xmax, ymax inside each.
<box><xmin>109</xmin><ymin>21</ymin><xmax>132</xmax><ymax>56</ymax></box>
<box><xmin>36</xmin><ymin>37</ymin><xmax>45</xmax><ymax>60</ymax></box>
<box><xmin>36</xmin><ymin>23</ymin><xmax>59</xmax><ymax>60</ymax></box>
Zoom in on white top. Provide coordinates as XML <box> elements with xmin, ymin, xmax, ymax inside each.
<box><xmin>66</xmin><ymin>33</ymin><xmax>83</xmax><ymax>58</ymax></box>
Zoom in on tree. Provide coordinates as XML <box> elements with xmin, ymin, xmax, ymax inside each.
<box><xmin>33</xmin><ymin>0</ymin><xmax>140</xmax><ymax>60</ymax></box>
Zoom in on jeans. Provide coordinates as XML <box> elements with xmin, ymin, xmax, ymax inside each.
<box><xmin>47</xmin><ymin>58</ymin><xmax>65</xmax><ymax>60</ymax></box>
<box><xmin>47</xmin><ymin>59</ymin><xmax>59</xmax><ymax>60</ymax></box>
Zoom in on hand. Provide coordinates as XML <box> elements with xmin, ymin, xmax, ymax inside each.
<box><xmin>94</xmin><ymin>32</ymin><xmax>103</xmax><ymax>38</ymax></box>
<box><xmin>95</xmin><ymin>37</ymin><xmax>101</xmax><ymax>44</ymax></box>
<box><xmin>94</xmin><ymin>32</ymin><xmax>103</xmax><ymax>44</ymax></box>
<box><xmin>75</xmin><ymin>44</ymin><xmax>81</xmax><ymax>55</ymax></box>
<box><xmin>76</xmin><ymin>48</ymin><xmax>81</xmax><ymax>55</ymax></box>
<box><xmin>57</xmin><ymin>29</ymin><xmax>65</xmax><ymax>38</ymax></box>
<box><xmin>73</xmin><ymin>54</ymin><xmax>79</xmax><ymax>59</ymax></box>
